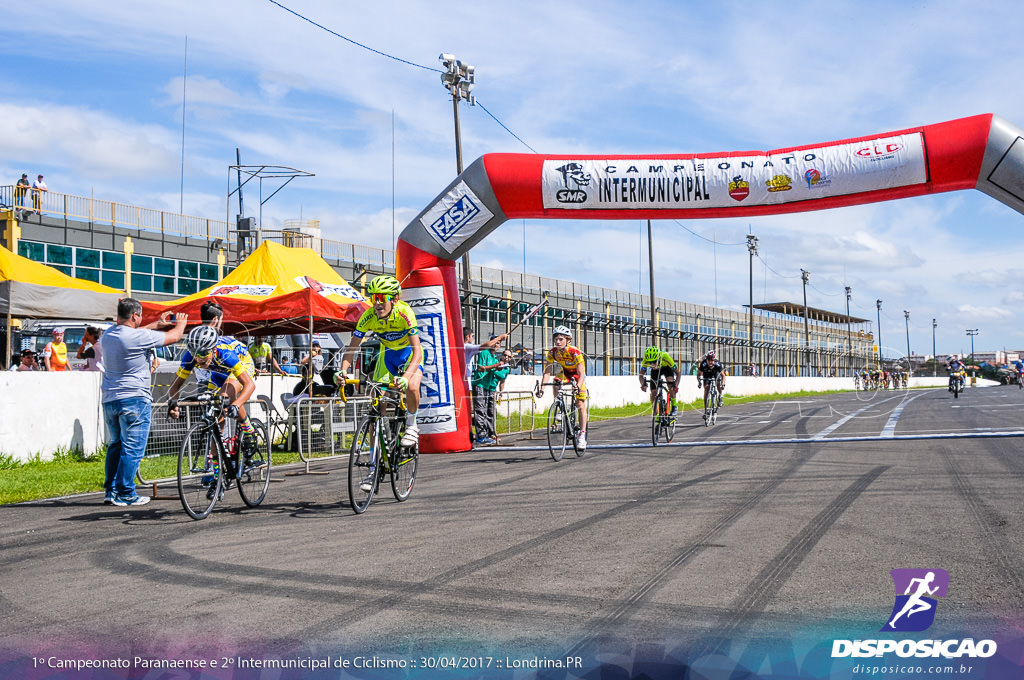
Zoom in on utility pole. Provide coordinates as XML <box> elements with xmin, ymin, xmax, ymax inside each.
<box><xmin>801</xmin><ymin>269</ymin><xmax>811</xmax><ymax>376</ymax></box>
<box><xmin>904</xmin><ymin>310</ymin><xmax>911</xmax><ymax>373</ymax></box>
<box><xmin>845</xmin><ymin>286</ymin><xmax>852</xmax><ymax>376</ymax></box>
<box><xmin>648</xmin><ymin>220</ymin><xmax>657</xmax><ymax>343</ymax></box>
<box><xmin>932</xmin><ymin>318</ymin><xmax>937</xmax><ymax>377</ymax></box>
<box><xmin>747</xmin><ymin>234</ymin><xmax>758</xmax><ymax>373</ymax></box>
<box><xmin>440</xmin><ymin>53</ymin><xmax>476</xmax><ymax>324</ymax></box>
<box><xmin>875</xmin><ymin>300</ymin><xmax>883</xmax><ymax>369</ymax></box>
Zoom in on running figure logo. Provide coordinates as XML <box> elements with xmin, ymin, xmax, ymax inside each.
<box><xmin>881</xmin><ymin>568</ymin><xmax>949</xmax><ymax>632</ymax></box>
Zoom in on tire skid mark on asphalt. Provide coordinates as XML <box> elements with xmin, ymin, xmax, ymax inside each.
<box><xmin>941</xmin><ymin>447</ymin><xmax>1024</xmax><ymax>600</ymax></box>
<box><xmin>560</xmin><ymin>448</ymin><xmax>819</xmax><ymax>658</ymax></box>
<box><xmin>290</xmin><ymin>468</ymin><xmax>733</xmax><ymax>642</ymax></box>
<box><xmin>694</xmin><ymin>465</ymin><xmax>889</xmax><ymax>656</ymax></box>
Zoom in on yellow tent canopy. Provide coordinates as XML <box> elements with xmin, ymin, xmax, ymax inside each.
<box><xmin>141</xmin><ymin>241</ymin><xmax>368</xmax><ymax>335</ymax></box>
<box><xmin>0</xmin><ymin>244</ymin><xmax>121</xmax><ymax>320</ymax></box>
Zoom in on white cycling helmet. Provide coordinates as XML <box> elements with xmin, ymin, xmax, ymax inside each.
<box><xmin>552</xmin><ymin>325</ymin><xmax>572</xmax><ymax>341</ymax></box>
<box><xmin>187</xmin><ymin>325</ymin><xmax>219</xmax><ymax>355</ymax></box>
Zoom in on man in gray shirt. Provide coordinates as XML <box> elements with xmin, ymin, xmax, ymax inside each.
<box><xmin>100</xmin><ymin>298</ymin><xmax>188</xmax><ymax>506</ymax></box>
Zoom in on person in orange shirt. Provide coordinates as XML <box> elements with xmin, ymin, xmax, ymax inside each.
<box><xmin>42</xmin><ymin>328</ymin><xmax>70</xmax><ymax>371</ymax></box>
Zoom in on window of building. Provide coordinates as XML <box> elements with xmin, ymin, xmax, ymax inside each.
<box><xmin>46</xmin><ymin>244</ymin><xmax>73</xmax><ymax>266</ymax></box>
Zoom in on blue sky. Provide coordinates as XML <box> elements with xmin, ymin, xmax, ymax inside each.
<box><xmin>2</xmin><ymin>0</ymin><xmax>1023</xmax><ymax>358</ymax></box>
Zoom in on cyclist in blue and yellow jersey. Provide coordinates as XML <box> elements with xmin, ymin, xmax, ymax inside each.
<box><xmin>339</xmin><ymin>274</ymin><xmax>423</xmax><ymax>447</ymax></box>
<box><xmin>166</xmin><ymin>325</ymin><xmax>258</xmax><ymax>442</ymax></box>
<box><xmin>536</xmin><ymin>325</ymin><xmax>589</xmax><ymax>450</ymax></box>
<box><xmin>638</xmin><ymin>345</ymin><xmax>679</xmax><ymax>415</ymax></box>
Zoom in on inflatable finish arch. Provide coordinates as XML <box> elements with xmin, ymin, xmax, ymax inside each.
<box><xmin>397</xmin><ymin>113</ymin><xmax>1024</xmax><ymax>453</ymax></box>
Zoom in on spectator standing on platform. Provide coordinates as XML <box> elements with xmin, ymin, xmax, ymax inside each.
<box><xmin>42</xmin><ymin>328</ymin><xmax>69</xmax><ymax>371</ymax></box>
<box><xmin>31</xmin><ymin>174</ymin><xmax>47</xmax><ymax>215</ymax></box>
<box><xmin>14</xmin><ymin>173</ymin><xmax>30</xmax><ymax>219</ymax></box>
<box><xmin>77</xmin><ymin>326</ymin><xmax>104</xmax><ymax>372</ymax></box>
<box><xmin>100</xmin><ymin>298</ymin><xmax>188</xmax><ymax>507</ymax></box>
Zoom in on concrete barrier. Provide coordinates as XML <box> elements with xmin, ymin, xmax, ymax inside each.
<box><xmin>0</xmin><ymin>372</ymin><xmax>1001</xmax><ymax>461</ymax></box>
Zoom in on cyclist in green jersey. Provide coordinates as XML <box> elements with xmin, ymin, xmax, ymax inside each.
<box><xmin>638</xmin><ymin>345</ymin><xmax>679</xmax><ymax>415</ymax></box>
<box><xmin>339</xmin><ymin>275</ymin><xmax>423</xmax><ymax>446</ymax></box>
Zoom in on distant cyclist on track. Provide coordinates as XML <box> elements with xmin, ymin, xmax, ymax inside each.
<box><xmin>697</xmin><ymin>350</ymin><xmax>726</xmax><ymax>408</ymax></box>
<box><xmin>638</xmin><ymin>345</ymin><xmax>679</xmax><ymax>415</ymax></box>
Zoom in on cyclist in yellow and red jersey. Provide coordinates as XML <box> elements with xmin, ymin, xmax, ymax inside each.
<box><xmin>537</xmin><ymin>325</ymin><xmax>590</xmax><ymax>450</ymax></box>
<box><xmin>339</xmin><ymin>274</ymin><xmax>423</xmax><ymax>448</ymax></box>
<box><xmin>639</xmin><ymin>345</ymin><xmax>679</xmax><ymax>415</ymax></box>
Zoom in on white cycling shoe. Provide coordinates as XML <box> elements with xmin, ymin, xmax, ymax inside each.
<box><xmin>401</xmin><ymin>422</ymin><xmax>419</xmax><ymax>447</ymax></box>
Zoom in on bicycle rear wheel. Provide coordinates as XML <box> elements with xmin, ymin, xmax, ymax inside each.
<box><xmin>348</xmin><ymin>417</ymin><xmax>378</xmax><ymax>514</ymax></box>
<box><xmin>390</xmin><ymin>443</ymin><xmax>419</xmax><ymax>501</ymax></box>
<box><xmin>178</xmin><ymin>422</ymin><xmax>222</xmax><ymax>520</ymax></box>
<box><xmin>237</xmin><ymin>419</ymin><xmax>271</xmax><ymax>507</ymax></box>
<box><xmin>546</xmin><ymin>401</ymin><xmax>567</xmax><ymax>462</ymax></box>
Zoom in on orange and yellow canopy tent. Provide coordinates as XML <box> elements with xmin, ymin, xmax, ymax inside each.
<box><xmin>140</xmin><ymin>241</ymin><xmax>368</xmax><ymax>335</ymax></box>
<box><xmin>0</xmin><ymin>244</ymin><xmax>121</xmax><ymax>320</ymax></box>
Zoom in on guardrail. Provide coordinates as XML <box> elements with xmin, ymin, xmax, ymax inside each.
<box><xmin>290</xmin><ymin>395</ymin><xmax>369</xmax><ymax>474</ymax></box>
<box><xmin>494</xmin><ymin>390</ymin><xmax>539</xmax><ymax>439</ymax></box>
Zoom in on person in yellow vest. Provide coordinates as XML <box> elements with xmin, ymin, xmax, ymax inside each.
<box><xmin>42</xmin><ymin>328</ymin><xmax>70</xmax><ymax>371</ymax></box>
<box><xmin>246</xmin><ymin>335</ymin><xmax>282</xmax><ymax>374</ymax></box>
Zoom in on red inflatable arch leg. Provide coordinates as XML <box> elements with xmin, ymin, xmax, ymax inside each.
<box><xmin>396</xmin><ymin>238</ymin><xmax>472</xmax><ymax>453</ymax></box>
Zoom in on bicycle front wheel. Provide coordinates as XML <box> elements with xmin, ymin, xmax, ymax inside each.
<box><xmin>390</xmin><ymin>442</ymin><xmax>419</xmax><ymax>501</ymax></box>
<box><xmin>348</xmin><ymin>417</ymin><xmax>379</xmax><ymax>514</ymax></box>
<box><xmin>546</xmin><ymin>401</ymin><xmax>567</xmax><ymax>462</ymax></box>
<box><xmin>651</xmin><ymin>394</ymin><xmax>665</xmax><ymax>446</ymax></box>
<box><xmin>237</xmin><ymin>419</ymin><xmax>272</xmax><ymax>507</ymax></box>
<box><xmin>178</xmin><ymin>422</ymin><xmax>222</xmax><ymax>520</ymax></box>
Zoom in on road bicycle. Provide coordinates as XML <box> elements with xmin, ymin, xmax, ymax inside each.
<box><xmin>646</xmin><ymin>375</ymin><xmax>677</xmax><ymax>446</ymax></box>
<box><xmin>537</xmin><ymin>380</ymin><xmax>586</xmax><ymax>461</ymax></box>
<box><xmin>700</xmin><ymin>377</ymin><xmax>722</xmax><ymax>426</ymax></box>
<box><xmin>176</xmin><ymin>391</ymin><xmax>271</xmax><ymax>520</ymax></box>
<box><xmin>347</xmin><ymin>379</ymin><xmax>419</xmax><ymax>514</ymax></box>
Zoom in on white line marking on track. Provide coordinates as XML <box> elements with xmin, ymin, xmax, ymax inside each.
<box><xmin>880</xmin><ymin>391</ymin><xmax>926</xmax><ymax>438</ymax></box>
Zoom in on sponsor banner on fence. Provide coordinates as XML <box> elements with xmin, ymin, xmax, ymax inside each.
<box><xmin>541</xmin><ymin>133</ymin><xmax>927</xmax><ymax>210</ymax></box>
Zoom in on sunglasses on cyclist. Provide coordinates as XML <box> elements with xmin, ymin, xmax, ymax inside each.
<box><xmin>370</xmin><ymin>293</ymin><xmax>394</xmax><ymax>304</ymax></box>
<box><xmin>193</xmin><ymin>349</ymin><xmax>213</xmax><ymax>359</ymax></box>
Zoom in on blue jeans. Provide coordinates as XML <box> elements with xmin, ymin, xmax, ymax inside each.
<box><xmin>103</xmin><ymin>398</ymin><xmax>153</xmax><ymax>498</ymax></box>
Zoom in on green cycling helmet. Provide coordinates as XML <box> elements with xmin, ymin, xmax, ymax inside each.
<box><xmin>366</xmin><ymin>274</ymin><xmax>401</xmax><ymax>297</ymax></box>
<box><xmin>643</xmin><ymin>346</ymin><xmax>660</xmax><ymax>363</ymax></box>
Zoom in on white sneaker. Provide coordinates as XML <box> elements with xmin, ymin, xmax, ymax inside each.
<box><xmin>577</xmin><ymin>432</ymin><xmax>587</xmax><ymax>450</ymax></box>
<box><xmin>359</xmin><ymin>469</ymin><xmax>376</xmax><ymax>493</ymax></box>
<box><xmin>400</xmin><ymin>421</ymin><xmax>419</xmax><ymax>447</ymax></box>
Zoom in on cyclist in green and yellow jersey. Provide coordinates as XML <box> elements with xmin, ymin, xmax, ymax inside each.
<box><xmin>340</xmin><ymin>274</ymin><xmax>423</xmax><ymax>446</ymax></box>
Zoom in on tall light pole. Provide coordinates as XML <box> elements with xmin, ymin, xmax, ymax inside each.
<box><xmin>801</xmin><ymin>269</ymin><xmax>811</xmax><ymax>376</ymax></box>
<box><xmin>647</xmin><ymin>220</ymin><xmax>656</xmax><ymax>342</ymax></box>
<box><xmin>440</xmin><ymin>53</ymin><xmax>476</xmax><ymax>323</ymax></box>
<box><xmin>932</xmin><ymin>318</ymin><xmax>937</xmax><ymax>377</ymax></box>
<box><xmin>875</xmin><ymin>299</ymin><xmax>883</xmax><ymax>369</ymax></box>
<box><xmin>845</xmin><ymin>286</ymin><xmax>852</xmax><ymax>376</ymax></box>
<box><xmin>904</xmin><ymin>310</ymin><xmax>911</xmax><ymax>375</ymax></box>
<box><xmin>747</xmin><ymin>234</ymin><xmax>758</xmax><ymax>373</ymax></box>
<box><xmin>966</xmin><ymin>328</ymin><xmax>979</xmax><ymax>360</ymax></box>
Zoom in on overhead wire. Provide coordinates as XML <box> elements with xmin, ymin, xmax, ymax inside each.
<box><xmin>267</xmin><ymin>0</ymin><xmax>535</xmax><ymax>152</ymax></box>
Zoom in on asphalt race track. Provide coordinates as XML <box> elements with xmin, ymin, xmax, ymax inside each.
<box><xmin>2</xmin><ymin>385</ymin><xmax>1023</xmax><ymax>678</ymax></box>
